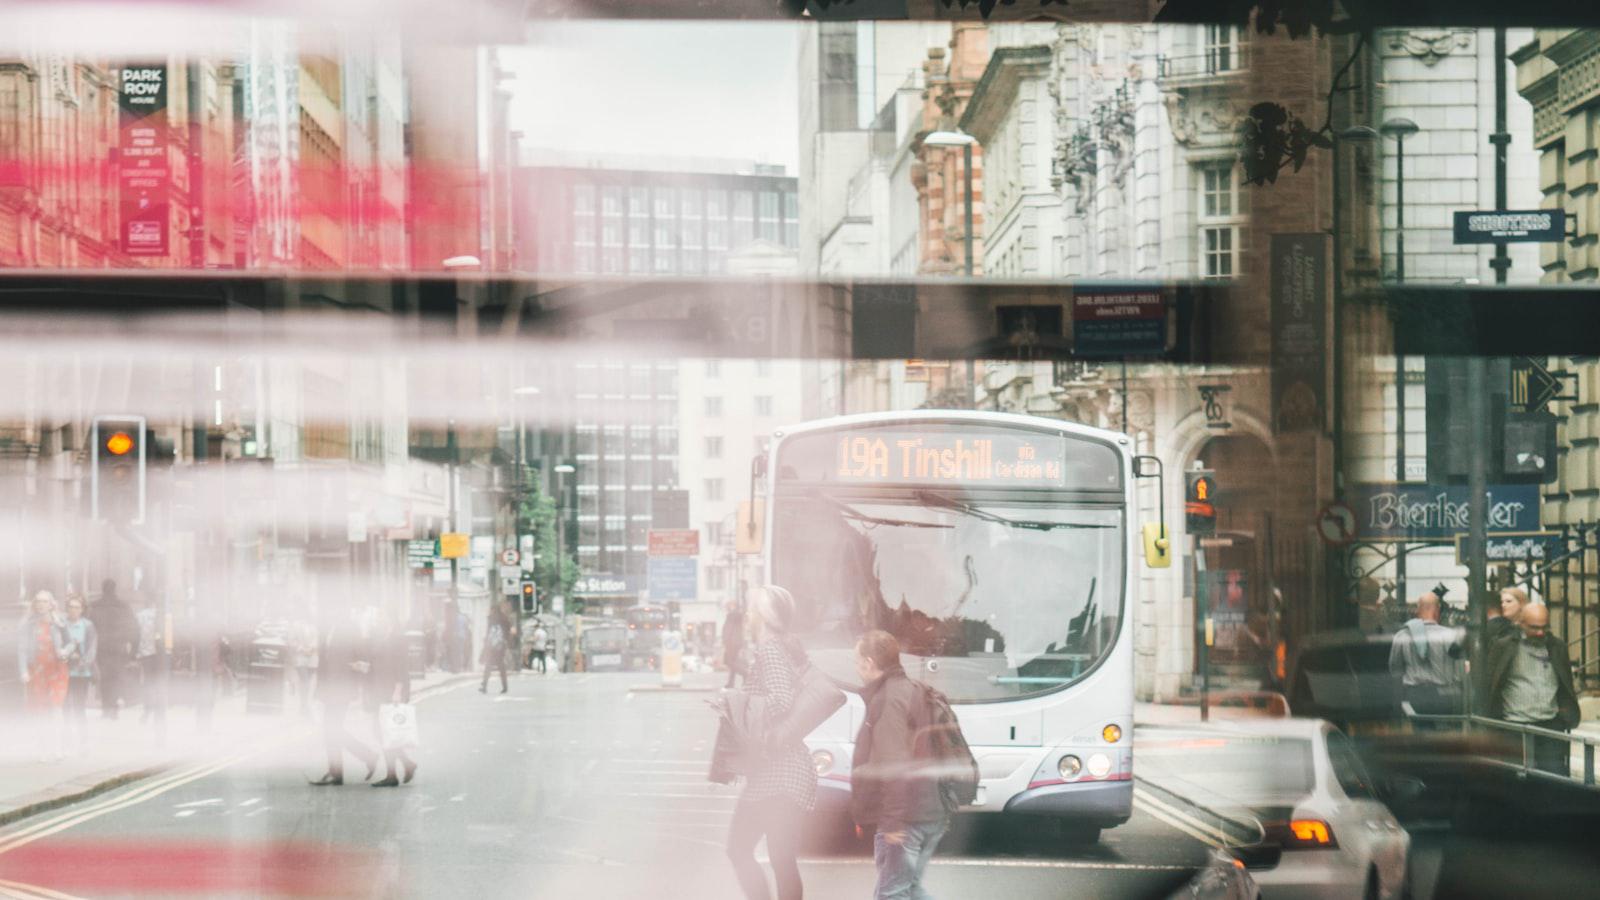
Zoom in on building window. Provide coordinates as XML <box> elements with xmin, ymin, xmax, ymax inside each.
<box><xmin>602</xmin><ymin>248</ymin><xmax>623</xmax><ymax>274</ymax></box>
<box><xmin>705</xmin><ymin>360</ymin><xmax>720</xmax><ymax>378</ymax></box>
<box><xmin>706</xmin><ymin>521</ymin><xmax>725</xmax><ymax>546</ymax></box>
<box><xmin>602</xmin><ymin>186</ymin><xmax>623</xmax><ymax>217</ymax></box>
<box><xmin>706</xmin><ymin>189</ymin><xmax>727</xmax><ymax>219</ymax></box>
<box><xmin>1197</xmin><ymin>162</ymin><xmax>1244</xmax><ymax>279</ymax></box>
<box><xmin>574</xmin><ymin>246</ymin><xmax>595</xmax><ymax>275</ymax></box>
<box><xmin>629</xmin><ymin>187</ymin><xmax>649</xmax><ymax>216</ymax></box>
<box><xmin>629</xmin><ymin>248</ymin><xmax>649</xmax><ymax>273</ymax></box>
<box><xmin>573</xmin><ymin>184</ymin><xmax>596</xmax><ymax>216</ymax></box>
<box><xmin>783</xmin><ymin>192</ymin><xmax>800</xmax><ymax>248</ymax></box>
<box><xmin>654</xmin><ymin>251</ymin><xmax>675</xmax><ymax>274</ymax></box>
<box><xmin>707</xmin><ymin>221</ymin><xmax>728</xmax><ymax>251</ymax></box>
<box><xmin>705</xmin><ymin>396</ymin><xmax>723</xmax><ymax>417</ymax></box>
<box><xmin>758</xmin><ymin>191</ymin><xmax>780</xmax><ymax>242</ymax></box>
<box><xmin>755</xmin><ymin>360</ymin><xmax>771</xmax><ymax>377</ymax></box>
<box><xmin>705</xmin><ymin>436</ymin><xmax>723</xmax><ymax>458</ymax></box>
<box><xmin>733</xmin><ymin>191</ymin><xmax>755</xmax><ymax>247</ymax></box>
<box><xmin>708</xmin><ymin>567</ymin><xmax>728</xmax><ymax>591</ymax></box>
<box><xmin>655</xmin><ymin>187</ymin><xmax>676</xmax><ymax>219</ymax></box>
<box><xmin>1204</xmin><ymin>25</ymin><xmax>1245</xmax><ymax>74</ymax></box>
<box><xmin>682</xmin><ymin>190</ymin><xmax>702</xmax><ymax>219</ymax></box>
<box><xmin>602</xmin><ymin>222</ymin><xmax>621</xmax><ymax>247</ymax></box>
<box><xmin>705</xmin><ymin>478</ymin><xmax>724</xmax><ymax>501</ymax></box>
<box><xmin>629</xmin><ymin>221</ymin><xmax>648</xmax><ymax>247</ymax></box>
<box><xmin>754</xmin><ymin>395</ymin><xmax>773</xmax><ymax>416</ymax></box>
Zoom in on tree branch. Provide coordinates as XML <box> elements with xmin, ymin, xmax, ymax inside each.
<box><xmin>1321</xmin><ymin>31</ymin><xmax>1367</xmax><ymax>135</ymax></box>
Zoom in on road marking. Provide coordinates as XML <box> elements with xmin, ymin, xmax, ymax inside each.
<box><xmin>1133</xmin><ymin>796</ymin><xmax>1224</xmax><ymax>849</ymax></box>
<box><xmin>238</xmin><ymin>798</ymin><xmax>261</xmax><ymax>808</ymax></box>
<box><xmin>1133</xmin><ymin>786</ymin><xmax>1235</xmax><ymax>846</ymax></box>
<box><xmin>0</xmin><ymin>878</ymin><xmax>88</xmax><ymax>900</ymax></box>
<box><xmin>173</xmin><ymin>810</ymin><xmax>196</xmax><ymax>819</ymax></box>
<box><xmin>173</xmin><ymin>798</ymin><xmax>223</xmax><ymax>809</ymax></box>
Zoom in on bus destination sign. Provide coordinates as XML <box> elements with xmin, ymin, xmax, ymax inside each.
<box><xmin>834</xmin><ymin>431</ymin><xmax>1068</xmax><ymax>487</ymax></box>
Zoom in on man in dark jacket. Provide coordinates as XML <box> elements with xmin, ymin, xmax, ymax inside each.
<box><xmin>89</xmin><ymin>579</ymin><xmax>138</xmax><ymax>720</ymax></box>
<box><xmin>1485</xmin><ymin>604</ymin><xmax>1581</xmax><ymax>776</ymax></box>
<box><xmin>311</xmin><ymin>608</ymin><xmax>378</xmax><ymax>785</ymax></box>
<box><xmin>851</xmin><ymin>630</ymin><xmax>948</xmax><ymax>900</ymax></box>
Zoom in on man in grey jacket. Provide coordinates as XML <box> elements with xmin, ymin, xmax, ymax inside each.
<box><xmin>1387</xmin><ymin>592</ymin><xmax>1463</xmax><ymax>724</ymax></box>
<box><xmin>852</xmin><ymin>630</ymin><xmax>948</xmax><ymax>900</ymax></box>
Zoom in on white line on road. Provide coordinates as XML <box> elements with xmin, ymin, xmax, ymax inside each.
<box><xmin>173</xmin><ymin>810</ymin><xmax>196</xmax><ymax>818</ymax></box>
<box><xmin>173</xmin><ymin>798</ymin><xmax>223</xmax><ymax>809</ymax></box>
<box><xmin>237</xmin><ymin>798</ymin><xmax>261</xmax><ymax>808</ymax></box>
<box><xmin>1132</xmin><ymin>786</ymin><xmax>1233</xmax><ymax>845</ymax></box>
<box><xmin>1133</xmin><ymin>796</ymin><xmax>1223</xmax><ymax>850</ymax></box>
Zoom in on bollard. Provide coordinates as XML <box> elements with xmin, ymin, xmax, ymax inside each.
<box><xmin>1586</xmin><ymin>743</ymin><xmax>1595</xmax><ymax>786</ymax></box>
<box><xmin>660</xmin><ymin>630</ymin><xmax>683</xmax><ymax>688</ymax></box>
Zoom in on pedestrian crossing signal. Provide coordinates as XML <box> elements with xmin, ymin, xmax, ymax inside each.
<box><xmin>1186</xmin><ymin>471</ymin><xmax>1217</xmax><ymax>537</ymax></box>
<box><xmin>92</xmin><ymin>416</ymin><xmax>146</xmax><ymax>525</ymax></box>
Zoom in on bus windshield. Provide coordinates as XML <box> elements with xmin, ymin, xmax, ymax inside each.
<box><xmin>771</xmin><ymin>494</ymin><xmax>1124</xmax><ymax>702</ymax></box>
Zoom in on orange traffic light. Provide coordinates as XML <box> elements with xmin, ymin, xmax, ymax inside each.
<box><xmin>105</xmin><ymin>431</ymin><xmax>135</xmax><ymax>456</ymax></box>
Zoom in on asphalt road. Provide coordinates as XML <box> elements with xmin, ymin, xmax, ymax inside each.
<box><xmin>0</xmin><ymin>673</ymin><xmax>1221</xmax><ymax>900</ymax></box>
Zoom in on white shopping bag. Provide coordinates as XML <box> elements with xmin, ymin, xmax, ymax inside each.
<box><xmin>378</xmin><ymin>702</ymin><xmax>419</xmax><ymax>750</ymax></box>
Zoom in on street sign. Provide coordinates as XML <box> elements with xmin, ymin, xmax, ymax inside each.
<box><xmin>1317</xmin><ymin>502</ymin><xmax>1358</xmax><ymax>546</ymax></box>
<box><xmin>1348</xmin><ymin>483</ymin><xmax>1541</xmax><ymax>541</ymax></box>
<box><xmin>438</xmin><ymin>533</ymin><xmax>470</xmax><ymax>559</ymax></box>
<box><xmin>1509</xmin><ymin>357</ymin><xmax>1575</xmax><ymax>414</ymax></box>
<box><xmin>500</xmin><ymin>548</ymin><xmax>520</xmax><ymax>566</ymax></box>
<box><xmin>647</xmin><ymin>557</ymin><xmax>697</xmax><ymax>601</ymax></box>
<box><xmin>1072</xmin><ymin>287</ymin><xmax>1167</xmax><ymax>357</ymax></box>
<box><xmin>1452</xmin><ymin>209</ymin><xmax>1567</xmax><ymax>244</ymax></box>
<box><xmin>407</xmin><ymin>540</ymin><xmax>437</xmax><ymax>569</ymax></box>
<box><xmin>648</xmin><ymin>529</ymin><xmax>700</xmax><ymax>557</ymax></box>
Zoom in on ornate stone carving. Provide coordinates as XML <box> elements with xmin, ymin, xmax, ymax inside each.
<box><xmin>1387</xmin><ymin>30</ymin><xmax>1473</xmax><ymax>67</ymax></box>
<box><xmin>1163</xmin><ymin>91</ymin><xmax>1243</xmax><ymax>147</ymax></box>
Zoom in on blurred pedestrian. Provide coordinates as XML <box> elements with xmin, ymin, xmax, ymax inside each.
<box><xmin>1490</xmin><ymin>588</ymin><xmax>1528</xmax><ymax>643</ymax></box>
<box><xmin>480</xmin><ymin>603</ymin><xmax>512</xmax><ymax>694</ymax></box>
<box><xmin>369</xmin><ymin>614</ymin><xmax>418</xmax><ymax>787</ymax></box>
<box><xmin>1388</xmin><ymin>592</ymin><xmax>1464</xmax><ymax>724</ymax></box>
<box><xmin>852</xmin><ymin>629</ymin><xmax>950</xmax><ymax>900</ymax></box>
<box><xmin>89</xmin><ymin>579</ymin><xmax>136</xmax><ymax>721</ymax></box>
<box><xmin>134</xmin><ymin>594</ymin><xmax>165</xmax><ymax>727</ymax></box>
<box><xmin>311</xmin><ymin>607</ymin><xmax>378</xmax><ymax>786</ymax></box>
<box><xmin>18</xmin><ymin>590</ymin><xmax>68</xmax><ymax>761</ymax></box>
<box><xmin>58</xmin><ymin>593</ymin><xmax>98</xmax><ymax>756</ymax></box>
<box><xmin>288</xmin><ymin>608</ymin><xmax>320</xmax><ymax>717</ymax></box>
<box><xmin>1485</xmin><ymin>604</ymin><xmax>1580</xmax><ymax>776</ymax></box>
<box><xmin>529</xmin><ymin>621</ymin><xmax>550</xmax><ymax>674</ymax></box>
<box><xmin>722</xmin><ymin>601</ymin><xmax>746</xmax><ymax>689</ymax></box>
<box><xmin>724</xmin><ymin>586</ymin><xmax>814</xmax><ymax>900</ymax></box>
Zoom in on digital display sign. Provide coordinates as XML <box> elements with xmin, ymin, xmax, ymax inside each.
<box><xmin>776</xmin><ymin>425</ymin><xmax>1122</xmax><ymax>491</ymax></box>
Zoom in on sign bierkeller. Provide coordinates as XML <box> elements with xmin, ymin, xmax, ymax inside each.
<box><xmin>117</xmin><ymin>64</ymin><xmax>170</xmax><ymax>257</ymax></box>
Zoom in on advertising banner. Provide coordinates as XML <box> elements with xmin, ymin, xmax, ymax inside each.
<box><xmin>1270</xmin><ymin>234</ymin><xmax>1328</xmax><ymax>432</ymax></box>
<box><xmin>117</xmin><ymin>64</ymin><xmax>170</xmax><ymax>257</ymax></box>
<box><xmin>1349</xmin><ymin>483</ymin><xmax>1541</xmax><ymax>541</ymax></box>
<box><xmin>1072</xmin><ymin>287</ymin><xmax>1166</xmax><ymax>357</ymax></box>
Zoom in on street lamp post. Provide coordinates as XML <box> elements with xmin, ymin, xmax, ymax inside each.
<box><xmin>1381</xmin><ymin>117</ymin><xmax>1420</xmax><ymax>608</ymax></box>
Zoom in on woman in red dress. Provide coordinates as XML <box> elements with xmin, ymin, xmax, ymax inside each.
<box><xmin>16</xmin><ymin>590</ymin><xmax>68</xmax><ymax>760</ymax></box>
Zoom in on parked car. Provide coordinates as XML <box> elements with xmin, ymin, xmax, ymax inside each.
<box><xmin>1139</xmin><ymin>719</ymin><xmax>1417</xmax><ymax>900</ymax></box>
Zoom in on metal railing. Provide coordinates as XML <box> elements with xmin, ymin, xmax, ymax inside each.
<box><xmin>1408</xmin><ymin>713</ymin><xmax>1600</xmax><ymax>787</ymax></box>
<box><xmin>1155</xmin><ymin>50</ymin><xmax>1250</xmax><ymax>81</ymax></box>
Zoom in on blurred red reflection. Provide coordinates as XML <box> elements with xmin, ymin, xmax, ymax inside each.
<box><xmin>0</xmin><ymin>840</ymin><xmax>375</xmax><ymax>896</ymax></box>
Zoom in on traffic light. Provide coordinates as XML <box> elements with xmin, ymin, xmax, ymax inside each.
<box><xmin>92</xmin><ymin>415</ymin><xmax>146</xmax><ymax>525</ymax></box>
<box><xmin>1186</xmin><ymin>469</ymin><xmax>1217</xmax><ymax>537</ymax></box>
<box><xmin>520</xmin><ymin>580</ymin><xmax>536</xmax><ymax>615</ymax></box>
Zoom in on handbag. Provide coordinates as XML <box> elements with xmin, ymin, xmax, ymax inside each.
<box><xmin>378</xmin><ymin>702</ymin><xmax>420</xmax><ymax>750</ymax></box>
<box><xmin>769</xmin><ymin>660</ymin><xmax>846</xmax><ymax>748</ymax></box>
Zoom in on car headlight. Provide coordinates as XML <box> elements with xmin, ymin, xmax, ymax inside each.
<box><xmin>812</xmin><ymin>749</ymin><xmax>834</xmax><ymax>776</ymax></box>
<box><xmin>1057</xmin><ymin>755</ymin><xmax>1083</xmax><ymax>780</ymax></box>
<box><xmin>1087</xmin><ymin>753</ymin><xmax>1112</xmax><ymax>778</ymax></box>
<box><xmin>1102</xmin><ymin>724</ymin><xmax>1122</xmax><ymax>743</ymax></box>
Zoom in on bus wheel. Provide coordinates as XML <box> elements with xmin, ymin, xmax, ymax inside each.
<box><xmin>1056</xmin><ymin>823</ymin><xmax>1101</xmax><ymax>845</ymax></box>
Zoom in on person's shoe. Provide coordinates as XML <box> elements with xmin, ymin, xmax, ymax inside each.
<box><xmin>371</xmin><ymin>776</ymin><xmax>400</xmax><ymax>787</ymax></box>
<box><xmin>478</xmin><ymin>685</ymin><xmax>486</xmax><ymax>693</ymax></box>
<box><xmin>363</xmin><ymin>759</ymin><xmax>378</xmax><ymax>781</ymax></box>
<box><xmin>309</xmin><ymin>773</ymin><xmax>344</xmax><ymax>786</ymax></box>
<box><xmin>500</xmin><ymin>686</ymin><xmax>508</xmax><ymax>694</ymax></box>
<box><xmin>402</xmin><ymin>758</ymin><xmax>418</xmax><ymax>784</ymax></box>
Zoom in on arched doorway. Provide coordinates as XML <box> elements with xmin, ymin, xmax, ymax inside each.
<box><xmin>1193</xmin><ymin>432</ymin><xmax>1282</xmax><ymax>688</ymax></box>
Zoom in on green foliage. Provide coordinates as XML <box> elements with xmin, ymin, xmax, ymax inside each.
<box><xmin>514</xmin><ymin>467</ymin><xmax>578</xmax><ymax>603</ymax></box>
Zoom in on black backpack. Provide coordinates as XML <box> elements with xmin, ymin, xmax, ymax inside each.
<box><xmin>914</xmin><ymin>683</ymin><xmax>980</xmax><ymax>811</ymax></box>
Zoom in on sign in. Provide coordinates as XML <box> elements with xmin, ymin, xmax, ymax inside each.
<box><xmin>1348</xmin><ymin>483</ymin><xmax>1541</xmax><ymax>541</ymax></box>
<box><xmin>1510</xmin><ymin>357</ymin><xmax>1574</xmax><ymax>415</ymax></box>
<box><xmin>1270</xmin><ymin>234</ymin><xmax>1328</xmax><ymax>433</ymax></box>
<box><xmin>437</xmin><ymin>533</ymin><xmax>470</xmax><ymax>559</ymax></box>
<box><xmin>407</xmin><ymin>540</ymin><xmax>437</xmax><ymax>569</ymax></box>
<box><xmin>833</xmin><ymin>431</ymin><xmax>1068</xmax><ymax>488</ymax></box>
<box><xmin>117</xmin><ymin>64</ymin><xmax>170</xmax><ymax>257</ymax></box>
<box><xmin>1454</xmin><ymin>531</ymin><xmax>1564</xmax><ymax>565</ymax></box>
<box><xmin>1072</xmin><ymin>288</ymin><xmax>1166</xmax><ymax>357</ymax></box>
<box><xmin>648</xmin><ymin>529</ymin><xmax>700</xmax><ymax>557</ymax></box>
<box><xmin>573</xmin><ymin>574</ymin><xmax>633</xmax><ymax>596</ymax></box>
<box><xmin>1452</xmin><ymin>209</ymin><xmax>1567</xmax><ymax>244</ymax></box>
<box><xmin>646</xmin><ymin>557</ymin><xmax>697</xmax><ymax>601</ymax></box>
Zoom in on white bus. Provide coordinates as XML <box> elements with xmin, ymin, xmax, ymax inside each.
<box><xmin>760</xmin><ymin>411</ymin><xmax>1169</xmax><ymax>843</ymax></box>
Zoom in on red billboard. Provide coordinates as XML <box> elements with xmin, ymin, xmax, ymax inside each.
<box><xmin>117</xmin><ymin>64</ymin><xmax>170</xmax><ymax>257</ymax></box>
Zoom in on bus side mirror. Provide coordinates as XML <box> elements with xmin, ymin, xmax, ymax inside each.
<box><xmin>1142</xmin><ymin>523</ymin><xmax>1171</xmax><ymax>569</ymax></box>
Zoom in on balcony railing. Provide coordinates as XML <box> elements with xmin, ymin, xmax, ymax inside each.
<box><xmin>1157</xmin><ymin>49</ymin><xmax>1250</xmax><ymax>82</ymax></box>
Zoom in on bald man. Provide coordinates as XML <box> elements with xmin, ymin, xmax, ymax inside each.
<box><xmin>1486</xmin><ymin>603</ymin><xmax>1581</xmax><ymax>775</ymax></box>
<box><xmin>1388</xmin><ymin>592</ymin><xmax>1464</xmax><ymax>723</ymax></box>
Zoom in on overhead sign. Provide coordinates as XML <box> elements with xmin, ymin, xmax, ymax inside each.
<box><xmin>117</xmin><ymin>64</ymin><xmax>170</xmax><ymax>257</ymax></box>
<box><xmin>438</xmin><ymin>533</ymin><xmax>470</xmax><ymax>559</ymax></box>
<box><xmin>647</xmin><ymin>557</ymin><xmax>698</xmax><ymax>601</ymax></box>
<box><xmin>1317</xmin><ymin>502</ymin><xmax>1358</xmax><ymax>546</ymax></box>
<box><xmin>1454</xmin><ymin>531</ymin><xmax>1564</xmax><ymax>565</ymax></box>
<box><xmin>1349</xmin><ymin>483</ymin><xmax>1541</xmax><ymax>542</ymax></box>
<box><xmin>648</xmin><ymin>529</ymin><xmax>700</xmax><ymax>557</ymax></box>
<box><xmin>1072</xmin><ymin>288</ymin><xmax>1166</xmax><ymax>357</ymax></box>
<box><xmin>1510</xmin><ymin>357</ymin><xmax>1574</xmax><ymax>415</ymax></box>
<box><xmin>1453</xmin><ymin>209</ymin><xmax>1566</xmax><ymax>244</ymax></box>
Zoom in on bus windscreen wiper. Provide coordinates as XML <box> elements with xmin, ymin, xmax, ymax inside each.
<box><xmin>913</xmin><ymin>490</ymin><xmax>1113</xmax><ymax>531</ymax></box>
<box><xmin>819</xmin><ymin>494</ymin><xmax>953</xmax><ymax>530</ymax></box>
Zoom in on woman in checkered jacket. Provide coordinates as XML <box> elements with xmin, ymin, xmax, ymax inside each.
<box><xmin>725</xmin><ymin>584</ymin><xmax>816</xmax><ymax>900</ymax></box>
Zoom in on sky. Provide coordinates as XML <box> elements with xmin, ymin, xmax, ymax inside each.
<box><xmin>500</xmin><ymin>22</ymin><xmax>803</xmax><ymax>174</ymax></box>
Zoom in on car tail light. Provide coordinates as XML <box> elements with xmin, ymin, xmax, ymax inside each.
<box><xmin>1283</xmin><ymin>819</ymin><xmax>1338</xmax><ymax>849</ymax></box>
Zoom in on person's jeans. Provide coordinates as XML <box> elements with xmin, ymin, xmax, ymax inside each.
<box><xmin>873</xmin><ymin>819</ymin><xmax>949</xmax><ymax>900</ymax></box>
<box><xmin>726</xmin><ymin>795</ymin><xmax>804</xmax><ymax>900</ymax></box>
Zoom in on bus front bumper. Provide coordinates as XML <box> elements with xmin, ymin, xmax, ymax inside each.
<box><xmin>1002</xmin><ymin>779</ymin><xmax>1132</xmax><ymax>825</ymax></box>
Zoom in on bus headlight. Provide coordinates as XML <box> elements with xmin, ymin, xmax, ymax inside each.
<box><xmin>812</xmin><ymin>749</ymin><xmax>834</xmax><ymax>776</ymax></box>
<box><xmin>1087</xmin><ymin>753</ymin><xmax>1112</xmax><ymax>778</ymax></box>
<box><xmin>1057</xmin><ymin>755</ymin><xmax>1083</xmax><ymax>780</ymax></box>
<box><xmin>1102</xmin><ymin>724</ymin><xmax>1122</xmax><ymax>744</ymax></box>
